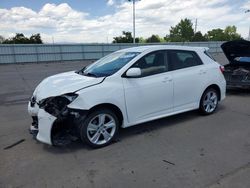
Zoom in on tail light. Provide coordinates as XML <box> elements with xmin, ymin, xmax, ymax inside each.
<box><xmin>219</xmin><ymin>66</ymin><xmax>225</xmax><ymax>73</ymax></box>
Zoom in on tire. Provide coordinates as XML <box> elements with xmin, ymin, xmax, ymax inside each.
<box><xmin>199</xmin><ymin>88</ymin><xmax>219</xmax><ymax>115</ymax></box>
<box><xmin>80</xmin><ymin>108</ymin><xmax>119</xmax><ymax>148</ymax></box>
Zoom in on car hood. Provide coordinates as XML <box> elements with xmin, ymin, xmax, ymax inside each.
<box><xmin>221</xmin><ymin>40</ymin><xmax>250</xmax><ymax>62</ymax></box>
<box><xmin>33</xmin><ymin>71</ymin><xmax>104</xmax><ymax>101</ymax></box>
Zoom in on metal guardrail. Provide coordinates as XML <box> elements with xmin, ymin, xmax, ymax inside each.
<box><xmin>0</xmin><ymin>42</ymin><xmax>224</xmax><ymax>64</ymax></box>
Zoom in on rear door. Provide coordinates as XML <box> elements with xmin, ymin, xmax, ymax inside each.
<box><xmin>168</xmin><ymin>50</ymin><xmax>207</xmax><ymax>111</ymax></box>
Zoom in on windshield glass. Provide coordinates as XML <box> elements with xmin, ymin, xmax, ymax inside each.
<box><xmin>80</xmin><ymin>52</ymin><xmax>140</xmax><ymax>77</ymax></box>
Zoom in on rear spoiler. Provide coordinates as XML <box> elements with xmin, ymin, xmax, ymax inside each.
<box><xmin>203</xmin><ymin>47</ymin><xmax>209</xmax><ymax>52</ymax></box>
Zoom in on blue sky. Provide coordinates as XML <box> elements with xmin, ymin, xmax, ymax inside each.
<box><xmin>0</xmin><ymin>0</ymin><xmax>117</xmax><ymax>17</ymax></box>
<box><xmin>0</xmin><ymin>0</ymin><xmax>250</xmax><ymax>43</ymax></box>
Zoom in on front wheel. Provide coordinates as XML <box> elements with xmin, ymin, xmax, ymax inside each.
<box><xmin>80</xmin><ymin>109</ymin><xmax>119</xmax><ymax>148</ymax></box>
<box><xmin>199</xmin><ymin>88</ymin><xmax>219</xmax><ymax>115</ymax></box>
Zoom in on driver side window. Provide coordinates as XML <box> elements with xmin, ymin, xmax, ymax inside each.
<box><xmin>132</xmin><ymin>51</ymin><xmax>167</xmax><ymax>77</ymax></box>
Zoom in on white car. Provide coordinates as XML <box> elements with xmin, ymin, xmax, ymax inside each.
<box><xmin>28</xmin><ymin>45</ymin><xmax>226</xmax><ymax>148</ymax></box>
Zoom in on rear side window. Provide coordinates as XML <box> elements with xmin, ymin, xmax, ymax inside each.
<box><xmin>204</xmin><ymin>50</ymin><xmax>215</xmax><ymax>61</ymax></box>
<box><xmin>168</xmin><ymin>50</ymin><xmax>203</xmax><ymax>71</ymax></box>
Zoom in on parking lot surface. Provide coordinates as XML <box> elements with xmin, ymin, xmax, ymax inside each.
<box><xmin>0</xmin><ymin>57</ymin><xmax>250</xmax><ymax>188</ymax></box>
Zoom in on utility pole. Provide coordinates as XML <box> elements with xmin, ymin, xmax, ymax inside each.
<box><xmin>245</xmin><ymin>10</ymin><xmax>250</xmax><ymax>40</ymax></box>
<box><xmin>52</xmin><ymin>36</ymin><xmax>55</xmax><ymax>44</ymax></box>
<box><xmin>248</xmin><ymin>26</ymin><xmax>250</xmax><ymax>41</ymax></box>
<box><xmin>194</xmin><ymin>18</ymin><xmax>197</xmax><ymax>33</ymax></box>
<box><xmin>128</xmin><ymin>0</ymin><xmax>140</xmax><ymax>44</ymax></box>
<box><xmin>133</xmin><ymin>0</ymin><xmax>135</xmax><ymax>43</ymax></box>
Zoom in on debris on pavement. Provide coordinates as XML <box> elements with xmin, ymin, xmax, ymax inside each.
<box><xmin>162</xmin><ymin>160</ymin><xmax>175</xmax><ymax>166</ymax></box>
<box><xmin>3</xmin><ymin>139</ymin><xmax>25</xmax><ymax>150</ymax></box>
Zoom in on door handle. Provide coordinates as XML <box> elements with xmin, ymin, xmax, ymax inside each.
<box><xmin>199</xmin><ymin>70</ymin><xmax>207</xmax><ymax>75</ymax></box>
<box><xmin>162</xmin><ymin>77</ymin><xmax>173</xmax><ymax>83</ymax></box>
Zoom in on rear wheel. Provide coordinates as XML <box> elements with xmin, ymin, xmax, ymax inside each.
<box><xmin>80</xmin><ymin>109</ymin><xmax>119</xmax><ymax>148</ymax></box>
<box><xmin>199</xmin><ymin>88</ymin><xmax>218</xmax><ymax>115</ymax></box>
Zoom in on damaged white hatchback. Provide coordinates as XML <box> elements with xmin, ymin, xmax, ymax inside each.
<box><xmin>28</xmin><ymin>45</ymin><xmax>226</xmax><ymax>148</ymax></box>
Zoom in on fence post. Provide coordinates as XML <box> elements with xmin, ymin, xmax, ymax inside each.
<box><xmin>101</xmin><ymin>44</ymin><xmax>104</xmax><ymax>58</ymax></box>
<box><xmin>59</xmin><ymin>45</ymin><xmax>63</xmax><ymax>63</ymax></box>
<box><xmin>35</xmin><ymin>45</ymin><xmax>39</xmax><ymax>63</ymax></box>
<box><xmin>12</xmin><ymin>44</ymin><xmax>16</xmax><ymax>64</ymax></box>
<box><xmin>81</xmin><ymin>44</ymin><xmax>85</xmax><ymax>60</ymax></box>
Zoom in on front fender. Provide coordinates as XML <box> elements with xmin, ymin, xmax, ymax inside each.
<box><xmin>67</xmin><ymin>80</ymin><xmax>129</xmax><ymax>127</ymax></box>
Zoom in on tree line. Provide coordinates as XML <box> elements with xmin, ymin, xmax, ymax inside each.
<box><xmin>0</xmin><ymin>18</ymin><xmax>242</xmax><ymax>44</ymax></box>
<box><xmin>0</xmin><ymin>33</ymin><xmax>43</xmax><ymax>44</ymax></box>
<box><xmin>113</xmin><ymin>18</ymin><xmax>242</xmax><ymax>43</ymax></box>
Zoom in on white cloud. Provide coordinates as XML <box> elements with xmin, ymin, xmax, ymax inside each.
<box><xmin>242</xmin><ymin>0</ymin><xmax>250</xmax><ymax>10</ymax></box>
<box><xmin>0</xmin><ymin>1</ymin><xmax>249</xmax><ymax>43</ymax></box>
<box><xmin>107</xmin><ymin>0</ymin><xmax>115</xmax><ymax>6</ymax></box>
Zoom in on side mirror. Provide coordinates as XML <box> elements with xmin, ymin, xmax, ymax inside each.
<box><xmin>126</xmin><ymin>68</ymin><xmax>142</xmax><ymax>78</ymax></box>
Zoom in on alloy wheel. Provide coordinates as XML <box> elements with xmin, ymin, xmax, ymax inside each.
<box><xmin>203</xmin><ymin>91</ymin><xmax>218</xmax><ymax>113</ymax></box>
<box><xmin>86</xmin><ymin>114</ymin><xmax>116</xmax><ymax>145</ymax></box>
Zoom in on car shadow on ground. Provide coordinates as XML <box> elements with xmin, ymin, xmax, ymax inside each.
<box><xmin>42</xmin><ymin>109</ymin><xmax>214</xmax><ymax>154</ymax></box>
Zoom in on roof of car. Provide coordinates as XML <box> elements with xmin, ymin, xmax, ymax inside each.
<box><xmin>118</xmin><ymin>45</ymin><xmax>208</xmax><ymax>53</ymax></box>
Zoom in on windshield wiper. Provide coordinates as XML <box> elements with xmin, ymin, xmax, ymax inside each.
<box><xmin>76</xmin><ymin>67</ymin><xmax>86</xmax><ymax>75</ymax></box>
<box><xmin>84</xmin><ymin>72</ymin><xmax>98</xmax><ymax>77</ymax></box>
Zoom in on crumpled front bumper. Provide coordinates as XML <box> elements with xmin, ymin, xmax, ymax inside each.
<box><xmin>28</xmin><ymin>101</ymin><xmax>56</xmax><ymax>145</ymax></box>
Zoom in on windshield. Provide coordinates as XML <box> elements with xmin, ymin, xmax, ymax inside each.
<box><xmin>79</xmin><ymin>52</ymin><xmax>140</xmax><ymax>77</ymax></box>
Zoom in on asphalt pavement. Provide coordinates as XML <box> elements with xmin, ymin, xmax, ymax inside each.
<box><xmin>0</xmin><ymin>55</ymin><xmax>250</xmax><ymax>188</ymax></box>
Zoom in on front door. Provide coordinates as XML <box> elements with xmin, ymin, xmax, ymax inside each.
<box><xmin>123</xmin><ymin>50</ymin><xmax>174</xmax><ymax>124</ymax></box>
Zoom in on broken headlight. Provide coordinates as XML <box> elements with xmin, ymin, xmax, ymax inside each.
<box><xmin>38</xmin><ymin>93</ymin><xmax>78</xmax><ymax>117</ymax></box>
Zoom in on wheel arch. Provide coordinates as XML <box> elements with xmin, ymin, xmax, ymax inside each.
<box><xmin>201</xmin><ymin>84</ymin><xmax>221</xmax><ymax>102</ymax></box>
<box><xmin>88</xmin><ymin>103</ymin><xmax>124</xmax><ymax>126</ymax></box>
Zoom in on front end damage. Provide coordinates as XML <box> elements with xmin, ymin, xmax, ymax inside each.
<box><xmin>28</xmin><ymin>94</ymin><xmax>87</xmax><ymax>146</ymax></box>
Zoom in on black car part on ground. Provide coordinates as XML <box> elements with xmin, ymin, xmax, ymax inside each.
<box><xmin>221</xmin><ymin>40</ymin><xmax>250</xmax><ymax>88</ymax></box>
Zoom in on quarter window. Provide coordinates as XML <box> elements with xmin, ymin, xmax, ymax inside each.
<box><xmin>132</xmin><ymin>51</ymin><xmax>167</xmax><ymax>77</ymax></box>
<box><xmin>204</xmin><ymin>50</ymin><xmax>215</xmax><ymax>61</ymax></box>
<box><xmin>168</xmin><ymin>50</ymin><xmax>203</xmax><ymax>71</ymax></box>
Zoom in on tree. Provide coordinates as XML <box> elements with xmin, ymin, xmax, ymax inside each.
<box><xmin>30</xmin><ymin>34</ymin><xmax>43</xmax><ymax>44</ymax></box>
<box><xmin>113</xmin><ymin>31</ymin><xmax>139</xmax><ymax>43</ymax></box>
<box><xmin>145</xmin><ymin>35</ymin><xmax>161</xmax><ymax>43</ymax></box>
<box><xmin>138</xmin><ymin>37</ymin><xmax>146</xmax><ymax>43</ymax></box>
<box><xmin>166</xmin><ymin>18</ymin><xmax>194</xmax><ymax>42</ymax></box>
<box><xmin>206</xmin><ymin>26</ymin><xmax>242</xmax><ymax>41</ymax></box>
<box><xmin>192</xmin><ymin>31</ymin><xmax>207</xmax><ymax>42</ymax></box>
<box><xmin>164</xmin><ymin>18</ymin><xmax>242</xmax><ymax>42</ymax></box>
<box><xmin>3</xmin><ymin>33</ymin><xmax>43</xmax><ymax>44</ymax></box>
<box><xmin>224</xmin><ymin>26</ymin><xmax>242</xmax><ymax>41</ymax></box>
<box><xmin>4</xmin><ymin>33</ymin><xmax>29</xmax><ymax>44</ymax></box>
<box><xmin>0</xmin><ymin>35</ymin><xmax>4</xmax><ymax>43</ymax></box>
<box><xmin>206</xmin><ymin>28</ymin><xmax>226</xmax><ymax>41</ymax></box>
